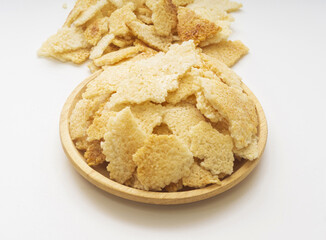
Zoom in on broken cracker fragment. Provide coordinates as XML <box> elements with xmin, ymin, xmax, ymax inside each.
<box><xmin>108</xmin><ymin>2</ymin><xmax>137</xmax><ymax>36</ymax></box>
<box><xmin>172</xmin><ymin>0</ymin><xmax>194</xmax><ymax>6</ymax></box>
<box><xmin>73</xmin><ymin>0</ymin><xmax>109</xmax><ymax>26</ymax></box>
<box><xmin>84</xmin><ymin>16</ymin><xmax>109</xmax><ymax>45</ymax></box>
<box><xmin>177</xmin><ymin>7</ymin><xmax>220</xmax><ymax>45</ymax></box>
<box><xmin>233</xmin><ymin>136</ymin><xmax>259</xmax><ymax>161</ymax></box>
<box><xmin>182</xmin><ymin>162</ymin><xmax>221</xmax><ymax>188</ymax></box>
<box><xmin>64</xmin><ymin>0</ymin><xmax>98</xmax><ymax>27</ymax></box>
<box><xmin>102</xmin><ymin>107</ymin><xmax>146</xmax><ymax>184</ymax></box>
<box><xmin>164</xmin><ymin>180</ymin><xmax>183</xmax><ymax>192</ymax></box>
<box><xmin>195</xmin><ymin>90</ymin><xmax>223</xmax><ymax>122</ymax></box>
<box><xmin>84</xmin><ymin>140</ymin><xmax>106</xmax><ymax>166</ymax></box>
<box><xmin>94</xmin><ymin>46</ymin><xmax>141</xmax><ymax>66</ymax></box>
<box><xmin>133</xmin><ymin>135</ymin><xmax>194</xmax><ymax>191</ymax></box>
<box><xmin>127</xmin><ymin>21</ymin><xmax>172</xmax><ymax>51</ymax></box>
<box><xmin>146</xmin><ymin>0</ymin><xmax>177</xmax><ymax>37</ymax></box>
<box><xmin>89</xmin><ymin>33</ymin><xmax>115</xmax><ymax>59</ymax></box>
<box><xmin>190</xmin><ymin>121</ymin><xmax>234</xmax><ymax>175</ymax></box>
<box><xmin>202</xmin><ymin>40</ymin><xmax>249</xmax><ymax>67</ymax></box>
<box><xmin>200</xmin><ymin>76</ymin><xmax>258</xmax><ymax>149</ymax></box>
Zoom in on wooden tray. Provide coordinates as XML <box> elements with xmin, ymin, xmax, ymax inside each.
<box><xmin>60</xmin><ymin>72</ymin><xmax>268</xmax><ymax>205</ymax></box>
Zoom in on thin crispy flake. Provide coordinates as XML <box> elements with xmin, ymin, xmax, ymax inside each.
<box><xmin>130</xmin><ymin>102</ymin><xmax>164</xmax><ymax>134</ymax></box>
<box><xmin>146</xmin><ymin>0</ymin><xmax>177</xmax><ymax>37</ymax></box>
<box><xmin>137</xmin><ymin>14</ymin><xmax>152</xmax><ymax>24</ymax></box>
<box><xmin>74</xmin><ymin>0</ymin><xmax>109</xmax><ymax>26</ymax></box>
<box><xmin>94</xmin><ymin>46</ymin><xmax>140</xmax><ymax>66</ymax></box>
<box><xmin>201</xmin><ymin>53</ymin><xmax>242</xmax><ymax>90</ymax></box>
<box><xmin>233</xmin><ymin>136</ymin><xmax>259</xmax><ymax>160</ymax></box>
<box><xmin>84</xmin><ymin>140</ymin><xmax>106</xmax><ymax>166</ymax></box>
<box><xmin>84</xmin><ymin>16</ymin><xmax>109</xmax><ymax>45</ymax></box>
<box><xmin>124</xmin><ymin>173</ymin><xmax>146</xmax><ymax>190</ymax></box>
<box><xmin>200</xmin><ymin>77</ymin><xmax>258</xmax><ymax>149</ymax></box>
<box><xmin>102</xmin><ymin>107</ymin><xmax>146</xmax><ymax>184</ymax></box>
<box><xmin>112</xmin><ymin>37</ymin><xmax>134</xmax><ymax>48</ymax></box>
<box><xmin>89</xmin><ymin>33</ymin><xmax>115</xmax><ymax>59</ymax></box>
<box><xmin>107</xmin><ymin>41</ymin><xmax>200</xmax><ymax>108</ymax></box>
<box><xmin>172</xmin><ymin>0</ymin><xmax>194</xmax><ymax>6</ymax></box>
<box><xmin>177</xmin><ymin>7</ymin><xmax>219</xmax><ymax>45</ymax></box>
<box><xmin>163</xmin><ymin>103</ymin><xmax>205</xmax><ymax>147</ymax></box>
<box><xmin>182</xmin><ymin>162</ymin><xmax>221</xmax><ymax>188</ymax></box>
<box><xmin>195</xmin><ymin>90</ymin><xmax>222</xmax><ymax>122</ymax></box>
<box><xmin>109</xmin><ymin>3</ymin><xmax>136</xmax><ymax>36</ymax></box>
<box><xmin>190</xmin><ymin>121</ymin><xmax>234</xmax><ymax>175</ymax></box>
<box><xmin>38</xmin><ymin>27</ymin><xmax>89</xmax><ymax>54</ymax></box>
<box><xmin>199</xmin><ymin>19</ymin><xmax>232</xmax><ymax>47</ymax></box>
<box><xmin>166</xmin><ymin>68</ymin><xmax>200</xmax><ymax>104</ymax></box>
<box><xmin>40</xmin><ymin>48</ymin><xmax>90</xmax><ymax>64</ymax></box>
<box><xmin>64</xmin><ymin>0</ymin><xmax>98</xmax><ymax>27</ymax></box>
<box><xmin>133</xmin><ymin>135</ymin><xmax>194</xmax><ymax>191</ymax></box>
<box><xmin>127</xmin><ymin>21</ymin><xmax>172</xmax><ymax>51</ymax></box>
<box><xmin>88</xmin><ymin>61</ymin><xmax>102</xmax><ymax>73</ymax></box>
<box><xmin>202</xmin><ymin>40</ymin><xmax>249</xmax><ymax>67</ymax></box>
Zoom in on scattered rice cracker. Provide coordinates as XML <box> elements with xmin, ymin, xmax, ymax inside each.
<box><xmin>172</xmin><ymin>0</ymin><xmax>194</xmax><ymax>6</ymax></box>
<box><xmin>89</xmin><ymin>33</ymin><xmax>115</xmax><ymax>59</ymax></box>
<box><xmin>70</xmin><ymin>95</ymin><xmax>108</xmax><ymax>141</ymax></box>
<box><xmin>94</xmin><ymin>46</ymin><xmax>141</xmax><ymax>66</ymax></box>
<box><xmin>182</xmin><ymin>162</ymin><xmax>221</xmax><ymax>188</ymax></box>
<box><xmin>102</xmin><ymin>107</ymin><xmax>146</xmax><ymax>184</ymax></box>
<box><xmin>124</xmin><ymin>173</ymin><xmax>146</xmax><ymax>190</ymax></box>
<box><xmin>199</xmin><ymin>20</ymin><xmax>232</xmax><ymax>47</ymax></box>
<box><xmin>108</xmin><ymin>2</ymin><xmax>137</xmax><ymax>36</ymax></box>
<box><xmin>202</xmin><ymin>40</ymin><xmax>249</xmax><ymax>67</ymax></box>
<box><xmin>88</xmin><ymin>61</ymin><xmax>102</xmax><ymax>73</ymax></box>
<box><xmin>73</xmin><ymin>0</ymin><xmax>109</xmax><ymax>26</ymax></box>
<box><xmin>41</xmin><ymin>48</ymin><xmax>90</xmax><ymax>64</ymax></box>
<box><xmin>163</xmin><ymin>103</ymin><xmax>205</xmax><ymax>147</ymax></box>
<box><xmin>165</xmin><ymin>67</ymin><xmax>201</xmax><ymax>104</ymax></box>
<box><xmin>112</xmin><ymin>37</ymin><xmax>134</xmax><ymax>48</ymax></box>
<box><xmin>106</xmin><ymin>41</ymin><xmax>201</xmax><ymax>109</ymax></box>
<box><xmin>146</xmin><ymin>0</ymin><xmax>177</xmax><ymax>37</ymax></box>
<box><xmin>133</xmin><ymin>135</ymin><xmax>194</xmax><ymax>191</ymax></box>
<box><xmin>127</xmin><ymin>21</ymin><xmax>172</xmax><ymax>51</ymax></box>
<box><xmin>200</xmin><ymin>76</ymin><xmax>258</xmax><ymax>149</ymax></box>
<box><xmin>64</xmin><ymin>0</ymin><xmax>98</xmax><ymax>27</ymax></box>
<box><xmin>189</xmin><ymin>121</ymin><xmax>234</xmax><ymax>175</ymax></box>
<box><xmin>177</xmin><ymin>7</ymin><xmax>220</xmax><ymax>45</ymax></box>
<box><xmin>38</xmin><ymin>27</ymin><xmax>89</xmax><ymax>55</ymax></box>
<box><xmin>130</xmin><ymin>102</ymin><xmax>164</xmax><ymax>134</ymax></box>
<box><xmin>233</xmin><ymin>136</ymin><xmax>259</xmax><ymax>161</ymax></box>
<box><xmin>109</xmin><ymin>0</ymin><xmax>145</xmax><ymax>8</ymax></box>
<box><xmin>84</xmin><ymin>16</ymin><xmax>109</xmax><ymax>45</ymax></box>
<box><xmin>201</xmin><ymin>53</ymin><xmax>242</xmax><ymax>91</ymax></box>
<box><xmin>84</xmin><ymin>140</ymin><xmax>106</xmax><ymax>166</ymax></box>
<box><xmin>195</xmin><ymin>90</ymin><xmax>222</xmax><ymax>122</ymax></box>
<box><xmin>164</xmin><ymin>180</ymin><xmax>183</xmax><ymax>192</ymax></box>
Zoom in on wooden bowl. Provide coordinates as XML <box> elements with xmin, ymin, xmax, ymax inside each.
<box><xmin>60</xmin><ymin>72</ymin><xmax>268</xmax><ymax>205</ymax></box>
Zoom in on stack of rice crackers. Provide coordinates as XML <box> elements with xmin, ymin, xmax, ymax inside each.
<box><xmin>39</xmin><ymin>0</ymin><xmax>259</xmax><ymax>192</ymax></box>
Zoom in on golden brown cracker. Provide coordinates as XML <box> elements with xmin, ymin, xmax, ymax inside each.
<box><xmin>84</xmin><ymin>140</ymin><xmax>106</xmax><ymax>166</ymax></box>
<box><xmin>94</xmin><ymin>46</ymin><xmax>141</xmax><ymax>66</ymax></box>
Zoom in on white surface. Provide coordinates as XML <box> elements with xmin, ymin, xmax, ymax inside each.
<box><xmin>0</xmin><ymin>0</ymin><xmax>325</xmax><ymax>239</ymax></box>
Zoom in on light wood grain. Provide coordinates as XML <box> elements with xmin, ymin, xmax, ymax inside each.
<box><xmin>59</xmin><ymin>71</ymin><xmax>268</xmax><ymax>205</ymax></box>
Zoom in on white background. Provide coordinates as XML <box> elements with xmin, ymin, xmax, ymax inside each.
<box><xmin>0</xmin><ymin>0</ymin><xmax>325</xmax><ymax>239</ymax></box>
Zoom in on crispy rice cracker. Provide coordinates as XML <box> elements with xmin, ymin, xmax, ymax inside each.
<box><xmin>64</xmin><ymin>0</ymin><xmax>98</xmax><ymax>27</ymax></box>
<box><xmin>38</xmin><ymin>27</ymin><xmax>89</xmax><ymax>55</ymax></box>
<box><xmin>84</xmin><ymin>16</ymin><xmax>109</xmax><ymax>45</ymax></box>
<box><xmin>127</xmin><ymin>21</ymin><xmax>172</xmax><ymax>51</ymax></box>
<box><xmin>40</xmin><ymin>48</ymin><xmax>90</xmax><ymax>64</ymax></box>
<box><xmin>108</xmin><ymin>2</ymin><xmax>137</xmax><ymax>36</ymax></box>
<box><xmin>133</xmin><ymin>135</ymin><xmax>193</xmax><ymax>191</ymax></box>
<box><xmin>73</xmin><ymin>0</ymin><xmax>109</xmax><ymax>26</ymax></box>
<box><xmin>164</xmin><ymin>180</ymin><xmax>183</xmax><ymax>192</ymax></box>
<box><xmin>163</xmin><ymin>103</ymin><xmax>205</xmax><ymax>147</ymax></box>
<box><xmin>165</xmin><ymin>67</ymin><xmax>200</xmax><ymax>104</ymax></box>
<box><xmin>202</xmin><ymin>40</ymin><xmax>249</xmax><ymax>67</ymax></box>
<box><xmin>190</xmin><ymin>121</ymin><xmax>234</xmax><ymax>175</ymax></box>
<box><xmin>177</xmin><ymin>7</ymin><xmax>220</xmax><ymax>45</ymax></box>
<box><xmin>88</xmin><ymin>61</ymin><xmax>102</xmax><ymax>73</ymax></box>
<box><xmin>137</xmin><ymin>14</ymin><xmax>153</xmax><ymax>24</ymax></box>
<box><xmin>146</xmin><ymin>0</ymin><xmax>177</xmax><ymax>37</ymax></box>
<box><xmin>94</xmin><ymin>46</ymin><xmax>141</xmax><ymax>66</ymax></box>
<box><xmin>106</xmin><ymin>41</ymin><xmax>200</xmax><ymax>108</ymax></box>
<box><xmin>233</xmin><ymin>136</ymin><xmax>259</xmax><ymax>160</ymax></box>
<box><xmin>182</xmin><ymin>162</ymin><xmax>221</xmax><ymax>188</ymax></box>
<box><xmin>112</xmin><ymin>37</ymin><xmax>134</xmax><ymax>48</ymax></box>
<box><xmin>102</xmin><ymin>107</ymin><xmax>146</xmax><ymax>184</ymax></box>
<box><xmin>200</xmin><ymin>77</ymin><xmax>258</xmax><ymax>149</ymax></box>
<box><xmin>195</xmin><ymin>90</ymin><xmax>222</xmax><ymax>122</ymax></box>
<box><xmin>172</xmin><ymin>0</ymin><xmax>194</xmax><ymax>6</ymax></box>
<box><xmin>84</xmin><ymin>140</ymin><xmax>106</xmax><ymax>166</ymax></box>
<box><xmin>201</xmin><ymin>53</ymin><xmax>242</xmax><ymax>90</ymax></box>
<box><xmin>89</xmin><ymin>33</ymin><xmax>115</xmax><ymax>59</ymax></box>
<box><xmin>130</xmin><ymin>102</ymin><xmax>164</xmax><ymax>134</ymax></box>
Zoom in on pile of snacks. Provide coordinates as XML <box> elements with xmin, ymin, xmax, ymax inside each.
<box><xmin>38</xmin><ymin>0</ymin><xmax>248</xmax><ymax>71</ymax></box>
<box><xmin>39</xmin><ymin>0</ymin><xmax>258</xmax><ymax>191</ymax></box>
